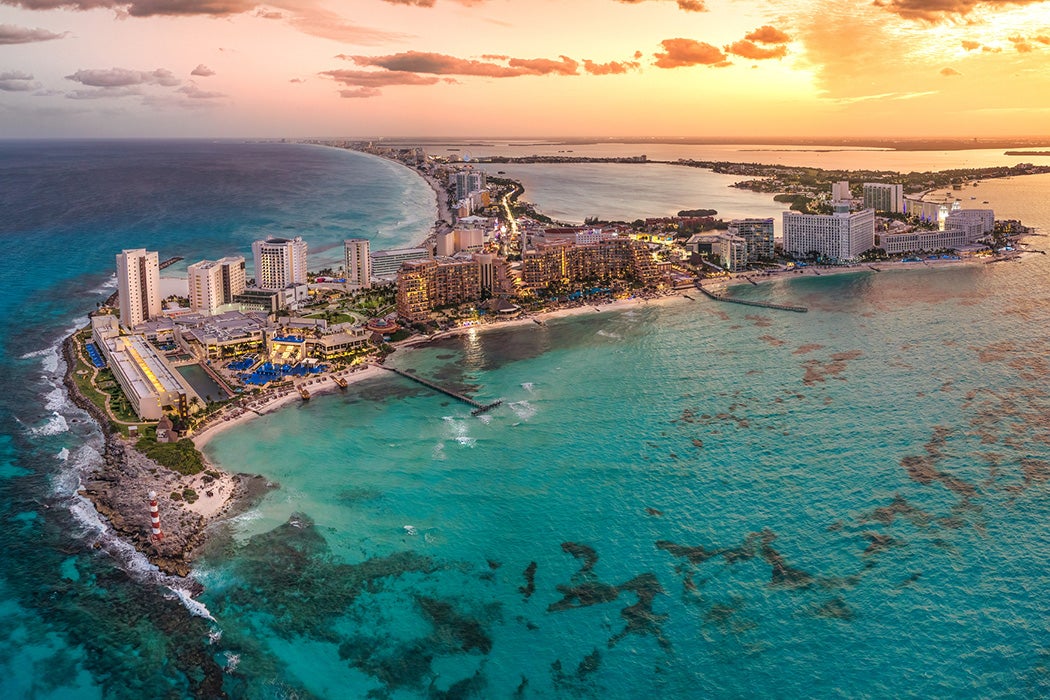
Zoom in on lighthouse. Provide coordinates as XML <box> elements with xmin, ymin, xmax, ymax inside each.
<box><xmin>148</xmin><ymin>490</ymin><xmax>164</xmax><ymax>542</ymax></box>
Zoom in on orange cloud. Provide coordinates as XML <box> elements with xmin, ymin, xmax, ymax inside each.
<box><xmin>745</xmin><ymin>25</ymin><xmax>791</xmax><ymax>44</ymax></box>
<box><xmin>583</xmin><ymin>59</ymin><xmax>641</xmax><ymax>75</ymax></box>
<box><xmin>961</xmin><ymin>40</ymin><xmax>981</xmax><ymax>50</ymax></box>
<box><xmin>872</xmin><ymin>0</ymin><xmax>1046</xmax><ymax>21</ymax></box>
<box><xmin>941</xmin><ymin>67</ymin><xmax>962</xmax><ymax>75</ymax></box>
<box><xmin>322</xmin><ymin>69</ymin><xmax>442</xmax><ymax>92</ymax></box>
<box><xmin>349</xmin><ymin>51</ymin><xmax>581</xmax><ymax>77</ymax></box>
<box><xmin>616</xmin><ymin>0</ymin><xmax>707</xmax><ymax>11</ymax></box>
<box><xmin>725</xmin><ymin>40</ymin><xmax>788</xmax><ymax>60</ymax></box>
<box><xmin>653</xmin><ymin>38</ymin><xmax>728</xmax><ymax>68</ymax></box>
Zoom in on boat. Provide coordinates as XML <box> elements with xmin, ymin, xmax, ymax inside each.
<box><xmin>970</xmin><ymin>196</ymin><xmax>976</xmax><ymax>200</ymax></box>
<box><xmin>983</xmin><ymin>201</ymin><xmax>989</xmax><ymax>204</ymax></box>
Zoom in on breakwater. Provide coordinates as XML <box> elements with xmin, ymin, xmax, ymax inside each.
<box><xmin>376</xmin><ymin>364</ymin><xmax>503</xmax><ymax>415</ymax></box>
<box><xmin>696</xmin><ymin>282</ymin><xmax>808</xmax><ymax>313</ymax></box>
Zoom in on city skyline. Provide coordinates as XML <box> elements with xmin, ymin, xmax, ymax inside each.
<box><xmin>2</xmin><ymin>0</ymin><xmax>1050</xmax><ymax>139</ymax></box>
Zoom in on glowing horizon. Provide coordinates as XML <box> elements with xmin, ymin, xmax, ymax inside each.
<box><xmin>2</xmin><ymin>0</ymin><xmax>1050</xmax><ymax>139</ymax></box>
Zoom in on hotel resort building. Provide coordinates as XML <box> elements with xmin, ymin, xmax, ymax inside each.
<box><xmin>782</xmin><ymin>209</ymin><xmax>876</xmax><ymax>262</ymax></box>
<box><xmin>116</xmin><ymin>248</ymin><xmax>161</xmax><ymax>329</ymax></box>
<box><xmin>91</xmin><ymin>315</ymin><xmax>197</xmax><ymax>420</ymax></box>
<box><xmin>252</xmin><ymin>236</ymin><xmax>308</xmax><ymax>290</ymax></box>
<box><xmin>371</xmin><ymin>247</ymin><xmax>431</xmax><ymax>280</ymax></box>
<box><xmin>344</xmin><ymin>238</ymin><xmax>372</xmax><ymax>289</ymax></box>
<box><xmin>187</xmin><ymin>256</ymin><xmax>246</xmax><ymax>314</ymax></box>
<box><xmin>396</xmin><ymin>257</ymin><xmax>482</xmax><ymax>323</ymax></box>
<box><xmin>521</xmin><ymin>237</ymin><xmax>660</xmax><ymax>291</ymax></box>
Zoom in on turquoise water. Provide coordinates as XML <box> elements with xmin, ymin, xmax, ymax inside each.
<box><xmin>475</xmin><ymin>162</ymin><xmax>789</xmax><ymax>233</ymax></box>
<box><xmin>5</xmin><ymin>140</ymin><xmax>1050</xmax><ymax>698</ymax></box>
<box><xmin>0</xmin><ymin>140</ymin><xmax>431</xmax><ymax>699</ymax></box>
<box><xmin>202</xmin><ymin>253</ymin><xmax>1050</xmax><ymax>698</ymax></box>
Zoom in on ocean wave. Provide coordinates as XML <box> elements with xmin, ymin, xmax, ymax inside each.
<box><xmin>521</xmin><ymin>382</ymin><xmax>535</xmax><ymax>393</ymax></box>
<box><xmin>56</xmin><ymin>447</ymin><xmax>70</xmax><ymax>462</ymax></box>
<box><xmin>89</xmin><ymin>273</ymin><xmax>117</xmax><ymax>295</ymax></box>
<box><xmin>509</xmin><ymin>400</ymin><xmax>537</xmax><ymax>421</ymax></box>
<box><xmin>45</xmin><ymin>385</ymin><xmax>66</xmax><ymax>412</ymax></box>
<box><xmin>59</xmin><ymin>447</ymin><xmax>219</xmax><ymax>625</ymax></box>
<box><xmin>30</xmin><ymin>411</ymin><xmax>69</xmax><ymax>436</ymax></box>
<box><xmin>596</xmin><ymin>329</ymin><xmax>623</xmax><ymax>339</ymax></box>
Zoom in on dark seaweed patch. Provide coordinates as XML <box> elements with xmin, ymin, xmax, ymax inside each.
<box><xmin>519</xmin><ymin>561</ymin><xmax>537</xmax><ymax>600</ymax></box>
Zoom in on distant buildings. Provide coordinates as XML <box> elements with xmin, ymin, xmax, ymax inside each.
<box><xmin>371</xmin><ymin>247</ymin><xmax>430</xmax><ymax>280</ymax></box>
<box><xmin>862</xmin><ymin>183</ymin><xmax>904</xmax><ymax>214</ymax></box>
<box><xmin>945</xmin><ymin>209</ymin><xmax>995</xmax><ymax>236</ymax></box>
<box><xmin>782</xmin><ymin>209</ymin><xmax>875</xmax><ymax>261</ymax></box>
<box><xmin>687</xmin><ymin>233</ymin><xmax>749</xmax><ymax>272</ymax></box>
<box><xmin>252</xmin><ymin>236</ymin><xmax>308</xmax><ymax>290</ymax></box>
<box><xmin>881</xmin><ymin>208</ymin><xmax>995</xmax><ymax>254</ymax></box>
<box><xmin>903</xmin><ymin>197</ymin><xmax>960</xmax><ymax>229</ymax></box>
<box><xmin>454</xmin><ymin>170</ymin><xmax>486</xmax><ymax>201</ymax></box>
<box><xmin>343</xmin><ymin>238</ymin><xmax>372</xmax><ymax>289</ymax></box>
<box><xmin>727</xmin><ymin>218</ymin><xmax>775</xmax><ymax>261</ymax></box>
<box><xmin>187</xmin><ymin>256</ymin><xmax>246</xmax><ymax>314</ymax></box>
<box><xmin>435</xmin><ymin>228</ymin><xmax>486</xmax><ymax>256</ymax></box>
<box><xmin>831</xmin><ymin>180</ymin><xmax>851</xmax><ymax>203</ymax></box>
<box><xmin>116</xmin><ymin>248</ymin><xmax>161</xmax><ymax>328</ymax></box>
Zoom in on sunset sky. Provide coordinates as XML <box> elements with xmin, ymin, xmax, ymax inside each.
<box><xmin>2</xmin><ymin>0</ymin><xmax>1050</xmax><ymax>138</ymax></box>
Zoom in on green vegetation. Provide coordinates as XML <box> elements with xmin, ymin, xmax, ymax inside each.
<box><xmin>182</xmin><ymin>487</ymin><xmax>198</xmax><ymax>504</ymax></box>
<box><xmin>773</xmin><ymin>194</ymin><xmax>813</xmax><ymax>213</ymax></box>
<box><xmin>136</xmin><ymin>436</ymin><xmax>205</xmax><ymax>476</ymax></box>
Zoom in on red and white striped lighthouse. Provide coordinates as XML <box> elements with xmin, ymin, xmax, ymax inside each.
<box><xmin>148</xmin><ymin>490</ymin><xmax>164</xmax><ymax>542</ymax></box>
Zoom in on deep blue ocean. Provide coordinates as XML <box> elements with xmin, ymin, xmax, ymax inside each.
<box><xmin>3</xmin><ymin>141</ymin><xmax>1050</xmax><ymax>699</ymax></box>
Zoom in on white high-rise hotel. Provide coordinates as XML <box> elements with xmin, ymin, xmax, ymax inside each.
<box><xmin>862</xmin><ymin>183</ymin><xmax>904</xmax><ymax>214</ymax></box>
<box><xmin>251</xmin><ymin>236</ymin><xmax>308</xmax><ymax>290</ymax></box>
<box><xmin>343</xmin><ymin>239</ymin><xmax>372</xmax><ymax>289</ymax></box>
<box><xmin>187</xmin><ymin>256</ymin><xmax>246</xmax><ymax>313</ymax></box>
<box><xmin>116</xmin><ymin>248</ymin><xmax>160</xmax><ymax>328</ymax></box>
<box><xmin>783</xmin><ymin>209</ymin><xmax>876</xmax><ymax>261</ymax></box>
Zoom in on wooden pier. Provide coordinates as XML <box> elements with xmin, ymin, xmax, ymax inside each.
<box><xmin>377</xmin><ymin>365</ymin><xmax>503</xmax><ymax>416</ymax></box>
<box><xmin>696</xmin><ymin>283</ymin><xmax>808</xmax><ymax>313</ymax></box>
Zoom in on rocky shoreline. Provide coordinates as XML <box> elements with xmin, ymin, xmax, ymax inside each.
<box><xmin>62</xmin><ymin>334</ymin><xmax>270</xmax><ymax>577</ymax></box>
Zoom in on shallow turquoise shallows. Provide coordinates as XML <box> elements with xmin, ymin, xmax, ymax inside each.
<box><xmin>203</xmin><ymin>253</ymin><xmax>1050</xmax><ymax>699</ymax></box>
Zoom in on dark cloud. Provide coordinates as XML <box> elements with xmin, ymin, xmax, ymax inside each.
<box><xmin>961</xmin><ymin>39</ymin><xmax>981</xmax><ymax>49</ymax></box>
<box><xmin>583</xmin><ymin>59</ymin><xmax>641</xmax><ymax>75</ymax></box>
<box><xmin>190</xmin><ymin>64</ymin><xmax>215</xmax><ymax>77</ymax></box>
<box><xmin>352</xmin><ymin>51</ymin><xmax>522</xmax><ymax>76</ymax></box>
<box><xmin>289</xmin><ymin>77</ymin><xmax>306</xmax><ymax>83</ymax></box>
<box><xmin>0</xmin><ymin>0</ymin><xmax>404</xmax><ymax>45</ymax></box>
<box><xmin>725</xmin><ymin>39</ymin><xmax>788</xmax><ymax>59</ymax></box>
<box><xmin>0</xmin><ymin>23</ymin><xmax>67</xmax><ymax>44</ymax></box>
<box><xmin>653</xmin><ymin>38</ymin><xmax>729</xmax><ymax>68</ymax></box>
<box><xmin>941</xmin><ymin>67</ymin><xmax>962</xmax><ymax>75</ymax></box>
<box><xmin>872</xmin><ymin>0</ymin><xmax>1046</xmax><ymax>21</ymax></box>
<box><xmin>66</xmin><ymin>67</ymin><xmax>180</xmax><ymax>87</ymax></box>
<box><xmin>0</xmin><ymin>71</ymin><xmax>40</xmax><ymax>92</ymax></box>
<box><xmin>350</xmin><ymin>51</ymin><xmax>580</xmax><ymax>77</ymax></box>
<box><xmin>0</xmin><ymin>0</ymin><xmax>256</xmax><ymax>14</ymax></box>
<box><xmin>321</xmin><ymin>69</ymin><xmax>442</xmax><ymax>88</ymax></box>
<box><xmin>378</xmin><ymin>0</ymin><xmax>486</xmax><ymax>5</ymax></box>
<box><xmin>745</xmin><ymin>25</ymin><xmax>791</xmax><ymax>44</ymax></box>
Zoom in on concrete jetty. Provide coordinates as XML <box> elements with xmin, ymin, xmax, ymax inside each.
<box><xmin>376</xmin><ymin>365</ymin><xmax>503</xmax><ymax>416</ymax></box>
<box><xmin>696</xmin><ymin>282</ymin><xmax>808</xmax><ymax>313</ymax></box>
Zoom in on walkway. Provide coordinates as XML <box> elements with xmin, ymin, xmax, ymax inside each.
<box><xmin>375</xmin><ymin>365</ymin><xmax>503</xmax><ymax>415</ymax></box>
<box><xmin>696</xmin><ymin>282</ymin><xmax>808</xmax><ymax>313</ymax></box>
